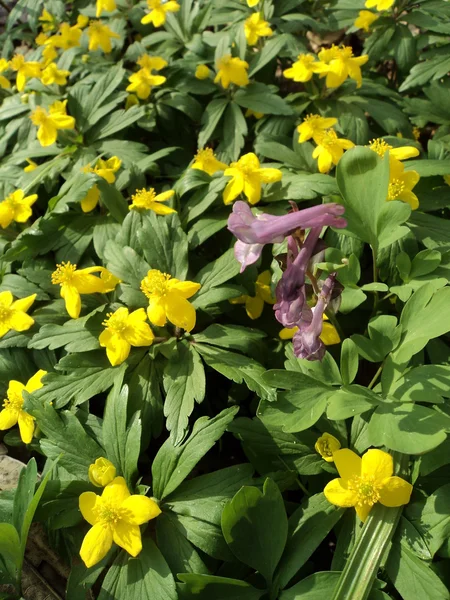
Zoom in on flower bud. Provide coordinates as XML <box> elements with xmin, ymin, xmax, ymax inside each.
<box><xmin>88</xmin><ymin>457</ymin><xmax>116</xmax><ymax>487</ymax></box>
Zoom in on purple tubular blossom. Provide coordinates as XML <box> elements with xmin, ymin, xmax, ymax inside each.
<box><xmin>228</xmin><ymin>201</ymin><xmax>346</xmax><ymax>271</ymax></box>
<box><xmin>293</xmin><ymin>273</ymin><xmax>336</xmax><ymax>361</ymax></box>
<box><xmin>228</xmin><ymin>201</ymin><xmax>347</xmax><ymax>244</ymax></box>
<box><xmin>274</xmin><ymin>228</ymin><xmax>321</xmax><ymax>328</ymax></box>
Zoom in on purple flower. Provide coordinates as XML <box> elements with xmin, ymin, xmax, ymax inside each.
<box><xmin>274</xmin><ymin>228</ymin><xmax>321</xmax><ymax>327</ymax></box>
<box><xmin>293</xmin><ymin>273</ymin><xmax>336</xmax><ymax>361</ymax></box>
<box><xmin>228</xmin><ymin>201</ymin><xmax>346</xmax><ymax>271</ymax></box>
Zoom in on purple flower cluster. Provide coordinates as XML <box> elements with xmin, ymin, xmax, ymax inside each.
<box><xmin>227</xmin><ymin>201</ymin><xmax>346</xmax><ymax>361</ymax></box>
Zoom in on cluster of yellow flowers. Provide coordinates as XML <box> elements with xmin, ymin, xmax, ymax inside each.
<box><xmin>315</xmin><ymin>433</ymin><xmax>412</xmax><ymax>522</ymax></box>
<box><xmin>284</xmin><ymin>45</ymin><xmax>369</xmax><ymax>90</ymax></box>
<box><xmin>355</xmin><ymin>0</ymin><xmax>396</xmax><ymax>33</ymax></box>
<box><xmin>297</xmin><ymin>114</ymin><xmax>355</xmax><ymax>173</ymax></box>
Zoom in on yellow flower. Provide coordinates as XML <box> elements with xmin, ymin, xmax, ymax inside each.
<box><xmin>368</xmin><ymin>138</ymin><xmax>420</xmax><ymax>161</ymax></box>
<box><xmin>191</xmin><ymin>148</ymin><xmax>228</xmax><ymax>176</ymax></box>
<box><xmin>30</xmin><ymin>100</ymin><xmax>76</xmax><ymax>147</ymax></box>
<box><xmin>354</xmin><ymin>10</ymin><xmax>379</xmax><ymax>32</ymax></box>
<box><xmin>244</xmin><ymin>13</ymin><xmax>273</xmax><ymax>46</ymax></box>
<box><xmin>42</xmin><ymin>44</ymin><xmax>58</xmax><ymax>66</ymax></box>
<box><xmin>140</xmin><ymin>270</ymin><xmax>201</xmax><ymax>332</ymax></box>
<box><xmin>324</xmin><ymin>448</ymin><xmax>412</xmax><ymax>522</ymax></box>
<box><xmin>88</xmin><ymin>20</ymin><xmax>120</xmax><ymax>53</ymax></box>
<box><xmin>279</xmin><ymin>316</ymin><xmax>341</xmax><ymax>345</ymax></box>
<box><xmin>92</xmin><ymin>156</ymin><xmax>122</xmax><ymax>183</ymax></box>
<box><xmin>245</xmin><ymin>108</ymin><xmax>264</xmax><ymax>119</ymax></box>
<box><xmin>81</xmin><ymin>185</ymin><xmax>100</xmax><ymax>213</ymax></box>
<box><xmin>315</xmin><ymin>433</ymin><xmax>341</xmax><ymax>462</ymax></box>
<box><xmin>10</xmin><ymin>54</ymin><xmax>41</xmax><ymax>92</ymax></box>
<box><xmin>35</xmin><ymin>32</ymin><xmax>48</xmax><ymax>46</ymax></box>
<box><xmin>39</xmin><ymin>8</ymin><xmax>57</xmax><ymax>32</ymax></box>
<box><xmin>129</xmin><ymin>188</ymin><xmax>176</xmax><ymax>214</ymax></box>
<box><xmin>0</xmin><ymin>190</ymin><xmax>38</xmax><ymax>229</ymax></box>
<box><xmin>40</xmin><ymin>62</ymin><xmax>70</xmax><ymax>86</ymax></box>
<box><xmin>77</xmin><ymin>15</ymin><xmax>90</xmax><ymax>28</ymax></box>
<box><xmin>312</xmin><ymin>129</ymin><xmax>355</xmax><ymax>173</ymax></box>
<box><xmin>365</xmin><ymin>0</ymin><xmax>395</xmax><ymax>10</ymax></box>
<box><xmin>89</xmin><ymin>457</ymin><xmax>116</xmax><ymax>487</ymax></box>
<box><xmin>126</xmin><ymin>68</ymin><xmax>166</xmax><ymax>99</ymax></box>
<box><xmin>0</xmin><ymin>291</ymin><xmax>36</xmax><ymax>338</ymax></box>
<box><xmin>318</xmin><ymin>45</ymin><xmax>369</xmax><ymax>89</ymax></box>
<box><xmin>195</xmin><ymin>64</ymin><xmax>210</xmax><ymax>80</ymax></box>
<box><xmin>125</xmin><ymin>94</ymin><xmax>139</xmax><ymax>110</ymax></box>
<box><xmin>47</xmin><ymin>22</ymin><xmax>83</xmax><ymax>50</ymax></box>
<box><xmin>214</xmin><ymin>54</ymin><xmax>249</xmax><ymax>89</ymax></box>
<box><xmin>297</xmin><ymin>114</ymin><xmax>338</xmax><ymax>144</ymax></box>
<box><xmin>79</xmin><ymin>476</ymin><xmax>161</xmax><ymax>567</ymax></box>
<box><xmin>0</xmin><ymin>58</ymin><xmax>11</xmax><ymax>89</ymax></box>
<box><xmin>412</xmin><ymin>127</ymin><xmax>421</xmax><ymax>141</ymax></box>
<box><xmin>100</xmin><ymin>307</ymin><xmax>155</xmax><ymax>366</ymax></box>
<box><xmin>51</xmin><ymin>262</ymin><xmax>120</xmax><ymax>319</ymax></box>
<box><xmin>0</xmin><ymin>370</ymin><xmax>46</xmax><ymax>444</ymax></box>
<box><xmin>141</xmin><ymin>0</ymin><xmax>180</xmax><ymax>27</ymax></box>
<box><xmin>229</xmin><ymin>270</ymin><xmax>275</xmax><ymax>319</ymax></box>
<box><xmin>246</xmin><ymin>0</ymin><xmax>260</xmax><ymax>5</ymax></box>
<box><xmin>387</xmin><ymin>158</ymin><xmax>420</xmax><ymax>210</ymax></box>
<box><xmin>137</xmin><ymin>54</ymin><xmax>168</xmax><ymax>71</ymax></box>
<box><xmin>283</xmin><ymin>54</ymin><xmax>323</xmax><ymax>83</ymax></box>
<box><xmin>24</xmin><ymin>158</ymin><xmax>38</xmax><ymax>172</ymax></box>
<box><xmin>223</xmin><ymin>152</ymin><xmax>282</xmax><ymax>205</ymax></box>
<box><xmin>96</xmin><ymin>0</ymin><xmax>117</xmax><ymax>17</ymax></box>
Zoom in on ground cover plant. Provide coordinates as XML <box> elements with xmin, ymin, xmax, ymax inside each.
<box><xmin>0</xmin><ymin>0</ymin><xmax>449</xmax><ymax>598</ymax></box>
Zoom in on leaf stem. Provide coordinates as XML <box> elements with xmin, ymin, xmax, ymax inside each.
<box><xmin>368</xmin><ymin>363</ymin><xmax>383</xmax><ymax>390</ymax></box>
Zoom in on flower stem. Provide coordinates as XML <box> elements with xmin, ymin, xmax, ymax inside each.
<box><xmin>368</xmin><ymin>363</ymin><xmax>383</xmax><ymax>390</ymax></box>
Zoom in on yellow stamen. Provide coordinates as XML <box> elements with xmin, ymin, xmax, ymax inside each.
<box><xmin>387</xmin><ymin>179</ymin><xmax>405</xmax><ymax>200</ymax></box>
<box><xmin>369</xmin><ymin>139</ymin><xmax>392</xmax><ymax>158</ymax></box>
<box><xmin>141</xmin><ymin>270</ymin><xmax>171</xmax><ymax>298</ymax></box>
<box><xmin>348</xmin><ymin>475</ymin><xmax>382</xmax><ymax>507</ymax></box>
<box><xmin>51</xmin><ymin>261</ymin><xmax>77</xmax><ymax>284</ymax></box>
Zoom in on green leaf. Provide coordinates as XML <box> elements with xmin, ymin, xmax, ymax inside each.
<box><xmin>274</xmin><ymin>494</ymin><xmax>345</xmax><ymax>590</ymax></box>
<box><xmin>249</xmin><ymin>34</ymin><xmax>288</xmax><ymax>76</ymax></box>
<box><xmin>386</xmin><ymin>539</ymin><xmax>449</xmax><ymax>600</ymax></box>
<box><xmin>178</xmin><ymin>574</ymin><xmax>265</xmax><ymax>599</ymax></box>
<box><xmin>12</xmin><ymin>459</ymin><xmax>37</xmax><ymax>537</ymax></box>
<box><xmin>376</xmin><ymin>201</ymin><xmax>411</xmax><ymax>250</ymax></box>
<box><xmin>126</xmin><ymin>538</ymin><xmax>177</xmax><ymax>600</ymax></box>
<box><xmin>128</xmin><ymin>354</ymin><xmax>164</xmax><ymax>443</ymax></box>
<box><xmin>137</xmin><ymin>212</ymin><xmax>189</xmax><ymax>279</ymax></box>
<box><xmin>0</xmin><ymin>523</ymin><xmax>21</xmax><ymax>573</ymax></box>
<box><xmin>163</xmin><ymin>342</ymin><xmax>206</xmax><ymax>445</ymax></box>
<box><xmin>336</xmin><ymin>147</ymin><xmax>389</xmax><ymax>249</ymax></box>
<box><xmin>222</xmin><ymin>478</ymin><xmax>288</xmax><ymax>587</ymax></box>
<box><xmin>405</xmin><ymin>159</ymin><xmax>450</xmax><ymax>177</ymax></box>
<box><xmin>234</xmin><ymin>83</ymin><xmax>293</xmax><ymax>116</ymax></box>
<box><xmin>409</xmin><ymin>483</ymin><xmax>450</xmax><ymax>557</ymax></box>
<box><xmin>96</xmin><ymin>179</ymin><xmax>128</xmax><ymax>223</ymax></box>
<box><xmin>280</xmin><ymin>572</ymin><xmax>342</xmax><ymax>600</ymax></box>
<box><xmin>193</xmin><ymin>248</ymin><xmax>241</xmax><ymax>306</ymax></box>
<box><xmin>327</xmin><ymin>386</ymin><xmax>381</xmax><ymax>420</ymax></box>
<box><xmin>104</xmin><ymin>241</ymin><xmax>150</xmax><ymax>288</ymax></box>
<box><xmin>194</xmin><ymin>344</ymin><xmax>275</xmax><ymax>401</ymax></box>
<box><xmin>86</xmin><ymin>106</ymin><xmax>145</xmax><ymax>142</ymax></box>
<box><xmin>340</xmin><ymin>338</ymin><xmax>359</xmax><ymax>385</ymax></box>
<box><xmin>198</xmin><ymin>99</ymin><xmax>229</xmax><ymax>148</ymax></box>
<box><xmin>28</xmin><ymin>310</ymin><xmax>103</xmax><ymax>352</ymax></box>
<box><xmin>193</xmin><ymin>324</ymin><xmax>266</xmax><ymax>355</ymax></box>
<box><xmin>367</xmin><ymin>403</ymin><xmax>449</xmax><ymax>454</ymax></box>
<box><xmin>152</xmin><ymin>406</ymin><xmax>238</xmax><ymax>499</ymax></box>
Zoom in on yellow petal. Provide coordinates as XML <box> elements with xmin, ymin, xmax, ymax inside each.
<box><xmin>147</xmin><ymin>297</ymin><xmax>167</xmax><ymax>327</ymax></box>
<box><xmin>258</xmin><ymin>168</ymin><xmax>283</xmax><ymax>184</ymax></box>
<box><xmin>25</xmin><ymin>369</ymin><xmax>47</xmax><ymax>393</ymax></box>
<box><xmin>169</xmin><ymin>280</ymin><xmax>201</xmax><ymax>299</ymax></box>
<box><xmin>333</xmin><ymin>449</ymin><xmax>362</xmax><ymax>483</ymax></box>
<box><xmin>121</xmin><ymin>495</ymin><xmax>161</xmax><ymax>525</ymax></box>
<box><xmin>324</xmin><ymin>478</ymin><xmax>357</xmax><ymax>507</ymax></box>
<box><xmin>0</xmin><ymin>291</ymin><xmax>13</xmax><ymax>306</ymax></box>
<box><xmin>0</xmin><ymin>408</ymin><xmax>19</xmax><ymax>430</ymax></box>
<box><xmin>223</xmin><ymin>172</ymin><xmax>244</xmax><ymax>205</ymax></box>
<box><xmin>61</xmin><ymin>284</ymin><xmax>81</xmax><ymax>319</ymax></box>
<box><xmin>123</xmin><ymin>321</ymin><xmax>154</xmax><ymax>347</ymax></box>
<box><xmin>245</xmin><ymin>295</ymin><xmax>264</xmax><ymax>320</ymax></box>
<box><xmin>102</xmin><ymin>476</ymin><xmax>130</xmax><ymax>505</ymax></box>
<box><xmin>17</xmin><ymin>411</ymin><xmax>35</xmax><ymax>444</ymax></box>
<box><xmin>379</xmin><ymin>476</ymin><xmax>413</xmax><ymax>507</ymax></box>
<box><xmin>37</xmin><ymin>123</ymin><xmax>57</xmax><ymax>147</ymax></box>
<box><xmin>112</xmin><ymin>522</ymin><xmax>142</xmax><ymax>557</ymax></box>
<box><xmin>279</xmin><ymin>326</ymin><xmax>298</xmax><ymax>340</ymax></box>
<box><xmin>361</xmin><ymin>449</ymin><xmax>393</xmax><ymax>482</ymax></box>
<box><xmin>11</xmin><ymin>294</ymin><xmax>36</xmax><ymax>313</ymax></box>
<box><xmin>355</xmin><ymin>503</ymin><xmax>373</xmax><ymax>522</ymax></box>
<box><xmin>9</xmin><ymin>311</ymin><xmax>34</xmax><ymax>332</ymax></box>
<box><xmin>79</xmin><ymin>491</ymin><xmax>100</xmax><ymax>525</ymax></box>
<box><xmin>80</xmin><ymin>523</ymin><xmax>113</xmax><ymax>568</ymax></box>
<box><xmin>320</xmin><ymin>322</ymin><xmax>341</xmax><ymax>345</ymax></box>
<box><xmin>89</xmin><ymin>458</ymin><xmax>116</xmax><ymax>488</ymax></box>
<box><xmin>0</xmin><ymin>203</ymin><xmax>14</xmax><ymax>228</ymax></box>
<box><xmin>390</xmin><ymin>146</ymin><xmax>419</xmax><ymax>160</ymax></box>
<box><xmin>150</xmin><ymin>202</ymin><xmax>177</xmax><ymax>215</ymax></box>
<box><xmin>165</xmin><ymin>292</ymin><xmax>196</xmax><ymax>332</ymax></box>
<box><xmin>243</xmin><ymin>174</ymin><xmax>262</xmax><ymax>205</ymax></box>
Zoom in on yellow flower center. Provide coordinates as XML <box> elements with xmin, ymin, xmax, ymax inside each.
<box><xmin>195</xmin><ymin>148</ymin><xmax>214</xmax><ymax>162</ymax></box>
<box><xmin>3</xmin><ymin>390</ymin><xmax>23</xmax><ymax>412</ymax></box>
<box><xmin>369</xmin><ymin>139</ymin><xmax>392</xmax><ymax>158</ymax></box>
<box><xmin>387</xmin><ymin>178</ymin><xmax>405</xmax><ymax>200</ymax></box>
<box><xmin>141</xmin><ymin>270</ymin><xmax>171</xmax><ymax>298</ymax></box>
<box><xmin>348</xmin><ymin>475</ymin><xmax>381</xmax><ymax>506</ymax></box>
<box><xmin>30</xmin><ymin>106</ymin><xmax>49</xmax><ymax>126</ymax></box>
<box><xmin>131</xmin><ymin>188</ymin><xmax>156</xmax><ymax>209</ymax></box>
<box><xmin>318</xmin><ymin>129</ymin><xmax>339</xmax><ymax>148</ymax></box>
<box><xmin>318</xmin><ymin>440</ymin><xmax>333</xmax><ymax>458</ymax></box>
<box><xmin>96</xmin><ymin>500</ymin><xmax>124</xmax><ymax>524</ymax></box>
<box><xmin>51</xmin><ymin>261</ymin><xmax>77</xmax><ymax>285</ymax></box>
<box><xmin>89</xmin><ymin>20</ymin><xmax>104</xmax><ymax>34</ymax></box>
<box><xmin>11</xmin><ymin>55</ymin><xmax>25</xmax><ymax>70</ymax></box>
<box><xmin>0</xmin><ymin>303</ymin><xmax>12</xmax><ymax>324</ymax></box>
<box><xmin>102</xmin><ymin>311</ymin><xmax>128</xmax><ymax>333</ymax></box>
<box><xmin>340</xmin><ymin>46</ymin><xmax>354</xmax><ymax>60</ymax></box>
